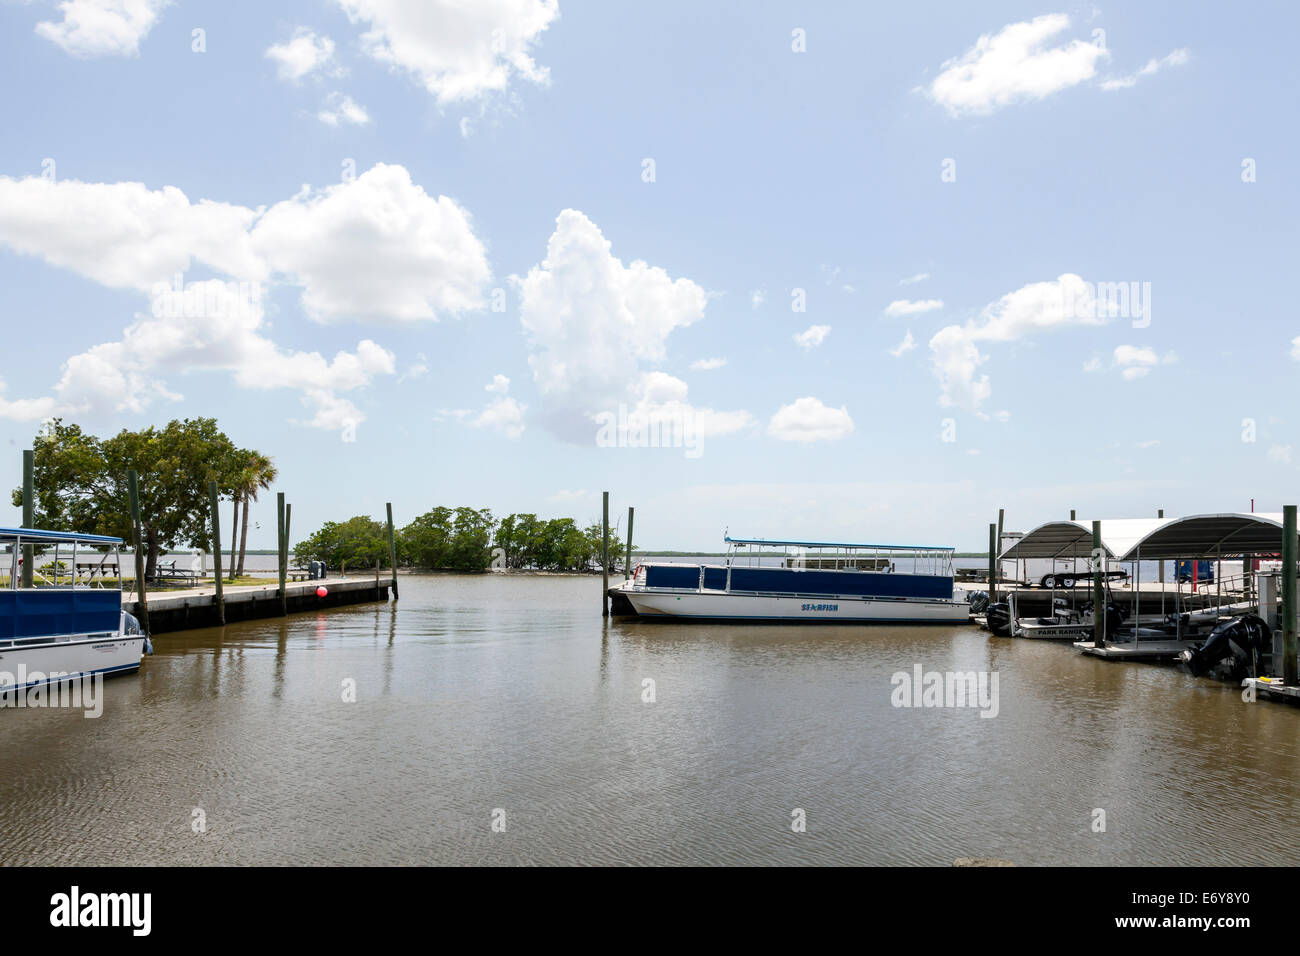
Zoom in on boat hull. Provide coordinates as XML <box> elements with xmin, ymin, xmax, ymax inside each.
<box><xmin>621</xmin><ymin>587</ymin><xmax>969</xmax><ymax>623</ymax></box>
<box><xmin>0</xmin><ymin>633</ymin><xmax>146</xmax><ymax>691</ymax></box>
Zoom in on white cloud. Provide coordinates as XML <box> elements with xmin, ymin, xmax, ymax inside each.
<box><xmin>690</xmin><ymin>357</ymin><xmax>727</xmax><ymax>371</ymax></box>
<box><xmin>251</xmin><ymin>163</ymin><xmax>490</xmax><ymax>322</ymax></box>
<box><xmin>0</xmin><ymin>280</ymin><xmax>394</xmax><ymax>429</ymax></box>
<box><xmin>930</xmin><ymin>14</ymin><xmax>1108</xmax><ymax>115</ymax></box>
<box><xmin>884</xmin><ymin>298</ymin><xmax>943</xmax><ymax>317</ymax></box>
<box><xmin>928</xmin><ymin>273</ymin><xmax>1105</xmax><ymax>410</ymax></box>
<box><xmin>474</xmin><ymin>396</ymin><xmax>526</xmax><ymax>438</ymax></box>
<box><xmin>336</xmin><ymin>0</ymin><xmax>558</xmax><ymax>104</ymax></box>
<box><xmin>1268</xmin><ymin>445</ymin><xmax>1293</xmax><ymax>465</ymax></box>
<box><xmin>1101</xmin><ymin>48</ymin><xmax>1190</xmax><ymax>91</ymax></box>
<box><xmin>267</xmin><ymin>29</ymin><xmax>337</xmax><ymax>82</ymax></box>
<box><xmin>1113</xmin><ymin>344</ymin><xmax>1159</xmax><ymax>379</ymax></box>
<box><xmin>318</xmin><ymin>92</ymin><xmax>371</xmax><ymax>126</ymax></box>
<box><xmin>888</xmin><ymin>330</ymin><xmax>915</xmax><ymax>357</ymax></box>
<box><xmin>793</xmin><ymin>324</ymin><xmax>830</xmax><ymax>350</ymax></box>
<box><xmin>36</xmin><ymin>0</ymin><xmax>170</xmax><ymax>58</ymax></box>
<box><xmin>767</xmin><ymin>397</ymin><xmax>854</xmax><ymax>443</ymax></box>
<box><xmin>900</xmin><ymin>272</ymin><xmax>930</xmax><ymax>285</ymax></box>
<box><xmin>1137</xmin><ymin>439</ymin><xmax>1160</xmax><ymax>449</ymax></box>
<box><xmin>0</xmin><ymin>165</ymin><xmax>490</xmax><ymax>324</ymax></box>
<box><xmin>485</xmin><ymin>374</ymin><xmax>510</xmax><ymax>394</ymax></box>
<box><xmin>515</xmin><ymin>209</ymin><xmax>750</xmax><ymax>442</ymax></box>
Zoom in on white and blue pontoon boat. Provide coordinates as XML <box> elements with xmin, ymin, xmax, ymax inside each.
<box><xmin>616</xmin><ymin>536</ymin><xmax>972</xmax><ymax>623</ymax></box>
<box><xmin>0</xmin><ymin>527</ymin><xmax>149</xmax><ymax>692</ymax></box>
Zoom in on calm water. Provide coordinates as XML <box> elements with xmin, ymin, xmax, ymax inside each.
<box><xmin>2</xmin><ymin>573</ymin><xmax>1298</xmax><ymax>866</ymax></box>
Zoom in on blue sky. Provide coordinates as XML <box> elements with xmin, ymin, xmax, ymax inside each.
<box><xmin>0</xmin><ymin>1</ymin><xmax>1296</xmax><ymax>551</ymax></box>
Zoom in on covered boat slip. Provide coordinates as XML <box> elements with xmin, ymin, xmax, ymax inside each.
<box><xmin>0</xmin><ymin>528</ymin><xmax>124</xmax><ymax>642</ymax></box>
<box><xmin>995</xmin><ymin>513</ymin><xmax>1297</xmax><ymax>663</ymax></box>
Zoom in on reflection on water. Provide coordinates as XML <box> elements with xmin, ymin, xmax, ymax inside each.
<box><xmin>2</xmin><ymin>573</ymin><xmax>1299</xmax><ymax>866</ymax></box>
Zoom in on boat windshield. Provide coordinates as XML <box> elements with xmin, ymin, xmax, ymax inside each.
<box><xmin>723</xmin><ymin>536</ymin><xmax>954</xmax><ymax>576</ymax></box>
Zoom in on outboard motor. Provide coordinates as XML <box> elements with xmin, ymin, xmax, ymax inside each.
<box><xmin>985</xmin><ymin>602</ymin><xmax>1012</xmax><ymax>637</ymax></box>
<box><xmin>1081</xmin><ymin>601</ymin><xmax>1126</xmax><ymax>639</ymax></box>
<box><xmin>1180</xmin><ymin>613</ymin><xmax>1270</xmax><ymax>678</ymax></box>
<box><xmin>968</xmin><ymin>590</ymin><xmax>990</xmax><ymax>614</ymax></box>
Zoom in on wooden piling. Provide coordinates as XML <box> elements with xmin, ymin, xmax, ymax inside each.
<box><xmin>602</xmin><ymin>492</ymin><xmax>610</xmax><ymax>617</ymax></box>
<box><xmin>126</xmin><ymin>469</ymin><xmax>151</xmax><ymax>637</ymax></box>
<box><xmin>987</xmin><ymin>523</ymin><xmax>997</xmax><ymax>602</ymax></box>
<box><xmin>277</xmin><ymin>492</ymin><xmax>287</xmax><ymax>616</ymax></box>
<box><xmin>1283</xmin><ymin>505</ymin><xmax>1297</xmax><ymax>686</ymax></box>
<box><xmin>1070</xmin><ymin>509</ymin><xmax>1076</xmax><ymax>521</ymax></box>
<box><xmin>1092</xmin><ymin>520</ymin><xmax>1105</xmax><ymax>647</ymax></box>
<box><xmin>625</xmin><ymin>507</ymin><xmax>634</xmax><ymax>581</ymax></box>
<box><xmin>208</xmin><ymin>480</ymin><xmax>225</xmax><ymax>626</ymax></box>
<box><xmin>386</xmin><ymin>502</ymin><xmax>399</xmax><ymax>599</ymax></box>
<box><xmin>1157</xmin><ymin>509</ymin><xmax>1164</xmax><ymax>583</ymax></box>
<box><xmin>21</xmin><ymin>449</ymin><xmax>33</xmax><ymax>587</ymax></box>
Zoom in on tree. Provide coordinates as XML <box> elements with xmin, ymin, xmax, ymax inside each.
<box><xmin>13</xmin><ymin>418</ymin><xmax>244</xmax><ymax>579</ymax></box>
<box><xmin>230</xmin><ymin>450</ymin><xmax>278</xmax><ymax>578</ymax></box>
<box><xmin>295</xmin><ymin>516</ymin><xmax>385</xmax><ymax>574</ymax></box>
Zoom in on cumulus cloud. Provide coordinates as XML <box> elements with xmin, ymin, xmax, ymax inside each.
<box><xmin>928</xmin><ymin>273</ymin><xmax>1106</xmax><ymax>410</ymax></box>
<box><xmin>0</xmin><ymin>280</ymin><xmax>394</xmax><ymax>429</ymax></box>
<box><xmin>36</xmin><ymin>0</ymin><xmax>170</xmax><ymax>57</ymax></box>
<box><xmin>466</xmin><ymin>374</ymin><xmax>526</xmax><ymax>438</ymax></box>
<box><xmin>336</xmin><ymin>0</ymin><xmax>558</xmax><ymax>103</ymax></box>
<box><xmin>885</xmin><ymin>298</ymin><xmax>943</xmax><ymax>317</ymax></box>
<box><xmin>250</xmin><ymin>164</ymin><xmax>490</xmax><ymax>322</ymax></box>
<box><xmin>1101</xmin><ymin>48</ymin><xmax>1190</xmax><ymax>91</ymax></box>
<box><xmin>515</xmin><ymin>209</ymin><xmax>751</xmax><ymax>443</ymax></box>
<box><xmin>0</xmin><ymin>165</ymin><xmax>490</xmax><ymax>323</ymax></box>
<box><xmin>794</xmin><ymin>324</ymin><xmax>830</xmax><ymax>350</ymax></box>
<box><xmin>267</xmin><ymin>28</ymin><xmax>338</xmax><ymax>82</ymax></box>
<box><xmin>1112</xmin><ymin>344</ymin><xmax>1175</xmax><ymax>380</ymax></box>
<box><xmin>929</xmin><ymin>14</ymin><xmax>1108</xmax><ymax>115</ymax></box>
<box><xmin>318</xmin><ymin>92</ymin><xmax>371</xmax><ymax>126</ymax></box>
<box><xmin>889</xmin><ymin>330</ymin><xmax>916</xmax><ymax>357</ymax></box>
<box><xmin>690</xmin><ymin>357</ymin><xmax>727</xmax><ymax>371</ymax></box>
<box><xmin>767</xmin><ymin>397</ymin><xmax>854</xmax><ymax>443</ymax></box>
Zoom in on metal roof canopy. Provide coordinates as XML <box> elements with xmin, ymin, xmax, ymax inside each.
<box><xmin>998</xmin><ymin>518</ymin><xmax>1168</xmax><ymax>561</ymax></box>
<box><xmin>0</xmin><ymin>527</ymin><xmax>123</xmax><ymax>546</ymax></box>
<box><xmin>999</xmin><ymin>513</ymin><xmax>1295</xmax><ymax>562</ymax></box>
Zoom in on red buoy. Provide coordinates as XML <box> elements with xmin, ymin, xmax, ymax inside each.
<box><xmin>316</xmin><ymin>586</ymin><xmax>328</xmax><ymax>598</ymax></box>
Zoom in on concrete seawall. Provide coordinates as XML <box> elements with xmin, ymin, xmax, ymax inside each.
<box><xmin>125</xmin><ymin>577</ymin><xmax>389</xmax><ymax>634</ymax></box>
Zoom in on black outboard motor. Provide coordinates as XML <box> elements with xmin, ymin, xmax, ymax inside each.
<box><xmin>968</xmin><ymin>590</ymin><xmax>990</xmax><ymax>614</ymax></box>
<box><xmin>985</xmin><ymin>602</ymin><xmax>1012</xmax><ymax>637</ymax></box>
<box><xmin>1081</xmin><ymin>601</ymin><xmax>1126</xmax><ymax>639</ymax></box>
<box><xmin>1180</xmin><ymin>614</ymin><xmax>1270</xmax><ymax>678</ymax></box>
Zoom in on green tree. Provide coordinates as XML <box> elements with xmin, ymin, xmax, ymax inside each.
<box><xmin>230</xmin><ymin>450</ymin><xmax>278</xmax><ymax>579</ymax></box>
<box><xmin>13</xmin><ymin>418</ymin><xmax>243</xmax><ymax>579</ymax></box>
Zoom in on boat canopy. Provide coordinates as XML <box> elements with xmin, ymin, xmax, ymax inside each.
<box><xmin>0</xmin><ymin>527</ymin><xmax>123</xmax><ymax>546</ymax></box>
<box><xmin>999</xmin><ymin>513</ymin><xmax>1296</xmax><ymax>562</ymax></box>
<box><xmin>724</xmin><ymin>536</ymin><xmax>953</xmax><ymax>552</ymax></box>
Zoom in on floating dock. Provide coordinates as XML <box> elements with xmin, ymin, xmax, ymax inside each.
<box><xmin>1074</xmin><ymin>639</ymin><xmax>1198</xmax><ymax>661</ymax></box>
<box><xmin>125</xmin><ymin>577</ymin><xmax>389</xmax><ymax>634</ymax></box>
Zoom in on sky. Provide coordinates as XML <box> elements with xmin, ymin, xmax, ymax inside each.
<box><xmin>0</xmin><ymin>0</ymin><xmax>1297</xmax><ymax>551</ymax></box>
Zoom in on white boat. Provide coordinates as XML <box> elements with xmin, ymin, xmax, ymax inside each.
<box><xmin>0</xmin><ymin>527</ymin><xmax>150</xmax><ymax>693</ymax></box>
<box><xmin>615</xmin><ymin>536</ymin><xmax>972</xmax><ymax>623</ymax></box>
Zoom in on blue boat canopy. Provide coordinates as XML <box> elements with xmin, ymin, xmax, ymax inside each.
<box><xmin>724</xmin><ymin>536</ymin><xmax>953</xmax><ymax>552</ymax></box>
<box><xmin>0</xmin><ymin>527</ymin><xmax>123</xmax><ymax>546</ymax></box>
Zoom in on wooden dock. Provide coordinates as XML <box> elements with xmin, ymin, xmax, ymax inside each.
<box><xmin>1243</xmin><ymin>678</ymin><xmax>1300</xmax><ymax>703</ymax></box>
<box><xmin>126</xmin><ymin>577</ymin><xmax>389</xmax><ymax>634</ymax></box>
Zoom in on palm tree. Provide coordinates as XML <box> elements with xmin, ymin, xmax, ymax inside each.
<box><xmin>231</xmin><ymin>452</ymin><xmax>277</xmax><ymax>578</ymax></box>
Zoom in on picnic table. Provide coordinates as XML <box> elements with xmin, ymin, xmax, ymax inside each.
<box><xmin>151</xmin><ymin>560</ymin><xmax>198</xmax><ymax>587</ymax></box>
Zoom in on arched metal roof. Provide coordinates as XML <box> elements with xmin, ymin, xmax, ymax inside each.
<box><xmin>999</xmin><ymin>513</ymin><xmax>1294</xmax><ymax>562</ymax></box>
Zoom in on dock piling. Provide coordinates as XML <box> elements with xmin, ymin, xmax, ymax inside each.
<box><xmin>386</xmin><ymin>502</ymin><xmax>399</xmax><ymax>599</ymax></box>
<box><xmin>1283</xmin><ymin>505</ymin><xmax>1297</xmax><ymax>686</ymax></box>
<box><xmin>277</xmin><ymin>492</ymin><xmax>287</xmax><ymax>617</ymax></box>
<box><xmin>987</xmin><ymin>523</ymin><xmax>997</xmax><ymax>602</ymax></box>
<box><xmin>1092</xmin><ymin>520</ymin><xmax>1105</xmax><ymax>647</ymax></box>
<box><xmin>21</xmin><ymin>449</ymin><xmax>33</xmax><ymax>587</ymax></box>
<box><xmin>208</xmin><ymin>480</ymin><xmax>225</xmax><ymax>626</ymax></box>
<box><xmin>602</xmin><ymin>492</ymin><xmax>610</xmax><ymax>617</ymax></box>
<box><xmin>625</xmin><ymin>507</ymin><xmax>634</xmax><ymax>581</ymax></box>
<box><xmin>126</xmin><ymin>469</ymin><xmax>151</xmax><ymax>637</ymax></box>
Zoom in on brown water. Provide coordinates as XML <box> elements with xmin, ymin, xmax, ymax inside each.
<box><xmin>2</xmin><ymin>574</ymin><xmax>1298</xmax><ymax>866</ymax></box>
